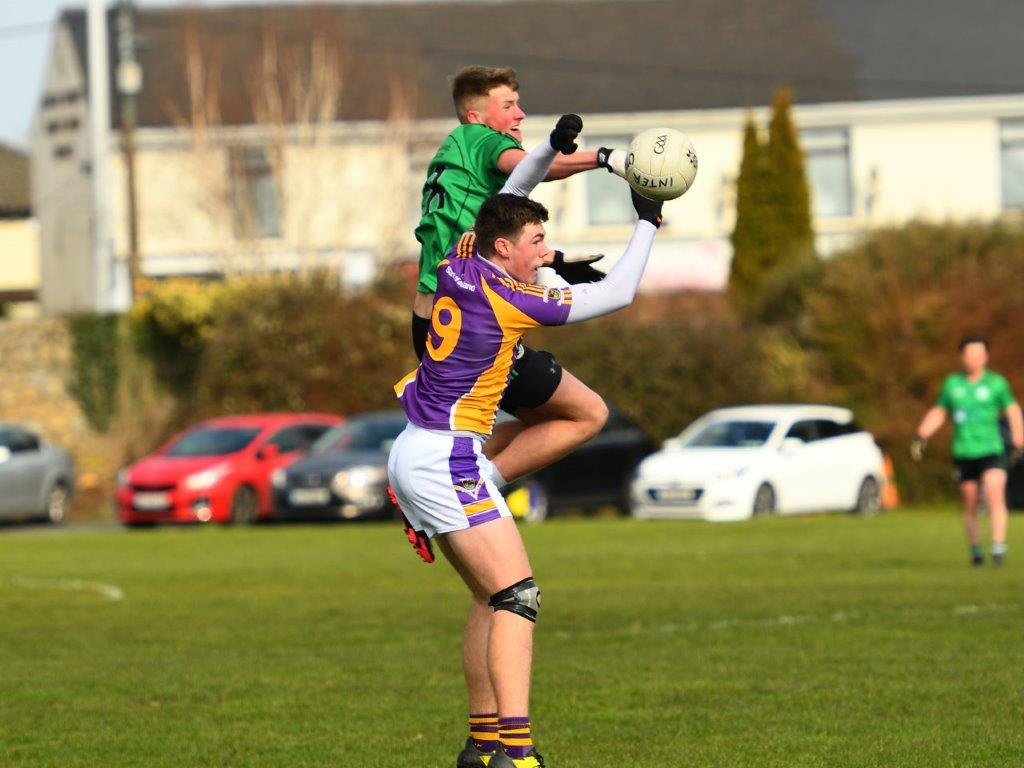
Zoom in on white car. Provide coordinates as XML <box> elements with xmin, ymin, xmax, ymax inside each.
<box><xmin>630</xmin><ymin>405</ymin><xmax>885</xmax><ymax>522</ymax></box>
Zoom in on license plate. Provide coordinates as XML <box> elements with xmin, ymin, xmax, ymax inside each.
<box><xmin>289</xmin><ymin>488</ymin><xmax>330</xmax><ymax>506</ymax></box>
<box><xmin>655</xmin><ymin>487</ymin><xmax>699</xmax><ymax>502</ymax></box>
<box><xmin>133</xmin><ymin>491</ymin><xmax>171</xmax><ymax>510</ymax></box>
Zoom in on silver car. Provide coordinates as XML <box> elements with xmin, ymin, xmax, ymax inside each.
<box><xmin>0</xmin><ymin>424</ymin><xmax>75</xmax><ymax>523</ymax></box>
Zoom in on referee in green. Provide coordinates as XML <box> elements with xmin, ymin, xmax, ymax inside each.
<box><xmin>912</xmin><ymin>335</ymin><xmax>1024</xmax><ymax>565</ymax></box>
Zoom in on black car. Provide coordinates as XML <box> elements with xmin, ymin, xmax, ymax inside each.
<box><xmin>503</xmin><ymin>408</ymin><xmax>655</xmax><ymax>520</ymax></box>
<box><xmin>271</xmin><ymin>411</ymin><xmax>407</xmax><ymax>521</ymax></box>
<box><xmin>272</xmin><ymin>408</ymin><xmax>654</xmax><ymax>522</ymax></box>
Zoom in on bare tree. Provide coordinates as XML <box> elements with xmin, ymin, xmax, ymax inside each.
<box><xmin>165</xmin><ymin>19</ymin><xmax>417</xmax><ymax>282</ymax></box>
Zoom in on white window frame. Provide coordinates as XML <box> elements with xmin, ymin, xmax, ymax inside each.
<box><xmin>1000</xmin><ymin>120</ymin><xmax>1024</xmax><ymax>211</ymax></box>
<box><xmin>802</xmin><ymin>128</ymin><xmax>853</xmax><ymax>219</ymax></box>
<box><xmin>583</xmin><ymin>135</ymin><xmax>634</xmax><ymax>227</ymax></box>
<box><xmin>228</xmin><ymin>145</ymin><xmax>282</xmax><ymax>239</ymax></box>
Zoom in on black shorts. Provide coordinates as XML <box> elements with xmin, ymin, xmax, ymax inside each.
<box><xmin>499</xmin><ymin>344</ymin><xmax>563</xmax><ymax>414</ymax></box>
<box><xmin>410</xmin><ymin>314</ymin><xmax>562</xmax><ymax>415</ymax></box>
<box><xmin>953</xmin><ymin>454</ymin><xmax>1006</xmax><ymax>483</ymax></box>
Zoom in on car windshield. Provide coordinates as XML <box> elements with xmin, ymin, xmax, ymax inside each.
<box><xmin>684</xmin><ymin>420</ymin><xmax>776</xmax><ymax>448</ymax></box>
<box><xmin>164</xmin><ymin>427</ymin><xmax>262</xmax><ymax>457</ymax></box>
<box><xmin>311</xmin><ymin>418</ymin><xmax>406</xmax><ymax>456</ymax></box>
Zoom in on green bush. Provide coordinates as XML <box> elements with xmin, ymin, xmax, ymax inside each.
<box><xmin>128</xmin><ymin>279</ymin><xmax>223</xmax><ymax>401</ymax></box>
<box><xmin>529</xmin><ymin>293</ymin><xmax>823</xmax><ymax>442</ymax></box>
<box><xmin>802</xmin><ymin>220</ymin><xmax>1024</xmax><ymax>500</ymax></box>
<box><xmin>66</xmin><ymin>313</ymin><xmax>120</xmax><ymax>432</ymax></box>
<box><xmin>192</xmin><ymin>272</ymin><xmax>411</xmax><ymax>418</ymax></box>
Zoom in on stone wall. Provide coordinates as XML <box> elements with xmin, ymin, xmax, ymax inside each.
<box><xmin>0</xmin><ymin>317</ymin><xmax>112</xmax><ymax>516</ymax></box>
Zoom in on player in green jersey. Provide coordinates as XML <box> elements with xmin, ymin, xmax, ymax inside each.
<box><xmin>912</xmin><ymin>335</ymin><xmax>1024</xmax><ymax>565</ymax></box>
<box><xmin>411</xmin><ymin>66</ymin><xmax>630</xmax><ymax>501</ymax></box>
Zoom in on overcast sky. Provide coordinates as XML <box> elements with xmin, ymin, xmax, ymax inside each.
<box><xmin>0</xmin><ymin>0</ymin><xmax>422</xmax><ymax>150</ymax></box>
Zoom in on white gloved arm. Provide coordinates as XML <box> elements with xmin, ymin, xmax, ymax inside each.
<box><xmin>565</xmin><ymin>221</ymin><xmax>657</xmax><ymax>323</ymax></box>
<box><xmin>500</xmin><ymin>142</ymin><xmax>558</xmax><ymax>198</ymax></box>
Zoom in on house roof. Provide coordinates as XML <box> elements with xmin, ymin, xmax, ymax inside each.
<box><xmin>0</xmin><ymin>144</ymin><xmax>30</xmax><ymax>217</ymax></box>
<box><xmin>57</xmin><ymin>0</ymin><xmax>1024</xmax><ymax>129</ymax></box>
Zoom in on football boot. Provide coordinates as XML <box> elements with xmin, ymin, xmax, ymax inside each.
<box><xmin>456</xmin><ymin>737</ymin><xmax>494</xmax><ymax>768</ymax></box>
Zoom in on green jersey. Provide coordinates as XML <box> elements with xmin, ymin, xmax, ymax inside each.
<box><xmin>414</xmin><ymin>123</ymin><xmax>521</xmax><ymax>293</ymax></box>
<box><xmin>936</xmin><ymin>370</ymin><xmax>1017</xmax><ymax>459</ymax></box>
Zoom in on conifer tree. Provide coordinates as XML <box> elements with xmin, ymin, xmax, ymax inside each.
<box><xmin>729</xmin><ymin>116</ymin><xmax>773</xmax><ymax>305</ymax></box>
<box><xmin>729</xmin><ymin>88</ymin><xmax>816</xmax><ymax>318</ymax></box>
<box><xmin>767</xmin><ymin>86</ymin><xmax>813</xmax><ymax>252</ymax></box>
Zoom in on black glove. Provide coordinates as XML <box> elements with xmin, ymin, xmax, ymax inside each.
<box><xmin>909</xmin><ymin>437</ymin><xmax>927</xmax><ymax>463</ymax></box>
<box><xmin>1008</xmin><ymin>446</ymin><xmax>1024</xmax><ymax>467</ymax></box>
<box><xmin>550</xmin><ymin>251</ymin><xmax>605</xmax><ymax>283</ymax></box>
<box><xmin>550</xmin><ymin>114</ymin><xmax>583</xmax><ymax>155</ymax></box>
<box><xmin>631</xmin><ymin>189</ymin><xmax>663</xmax><ymax>228</ymax></box>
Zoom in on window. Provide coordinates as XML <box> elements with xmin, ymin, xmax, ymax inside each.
<box><xmin>685</xmin><ymin>421</ymin><xmax>777</xmax><ymax>448</ymax></box>
<box><xmin>802</xmin><ymin>128</ymin><xmax>852</xmax><ymax>218</ymax></box>
<box><xmin>229</xmin><ymin>146</ymin><xmax>281</xmax><ymax>238</ymax></box>
<box><xmin>0</xmin><ymin>429</ymin><xmax>40</xmax><ymax>453</ymax></box>
<box><xmin>311</xmin><ymin>418</ymin><xmax>407</xmax><ymax>456</ymax></box>
<box><xmin>584</xmin><ymin>135</ymin><xmax>633</xmax><ymax>226</ymax></box>
<box><xmin>165</xmin><ymin>427</ymin><xmax>261</xmax><ymax>457</ymax></box>
<box><xmin>1001</xmin><ymin>120</ymin><xmax>1024</xmax><ymax>210</ymax></box>
<box><xmin>269</xmin><ymin>424</ymin><xmax>332</xmax><ymax>453</ymax></box>
<box><xmin>785</xmin><ymin>420</ymin><xmax>820</xmax><ymax>443</ymax></box>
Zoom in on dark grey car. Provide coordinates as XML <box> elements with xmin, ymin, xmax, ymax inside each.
<box><xmin>0</xmin><ymin>424</ymin><xmax>75</xmax><ymax>523</ymax></box>
<box><xmin>271</xmin><ymin>411</ymin><xmax>407</xmax><ymax>521</ymax></box>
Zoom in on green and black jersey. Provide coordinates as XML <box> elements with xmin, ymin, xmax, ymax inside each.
<box><xmin>936</xmin><ymin>370</ymin><xmax>1017</xmax><ymax>458</ymax></box>
<box><xmin>414</xmin><ymin>123</ymin><xmax>522</xmax><ymax>294</ymax></box>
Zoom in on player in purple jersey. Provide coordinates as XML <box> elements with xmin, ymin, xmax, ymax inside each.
<box><xmin>412</xmin><ymin>68</ymin><xmax>632</xmax><ymax>514</ymax></box>
<box><xmin>389</xmin><ymin>120</ymin><xmax>665</xmax><ymax>768</ymax></box>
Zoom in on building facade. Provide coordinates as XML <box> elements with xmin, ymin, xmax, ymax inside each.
<box><xmin>0</xmin><ymin>144</ymin><xmax>41</xmax><ymax>317</ymax></box>
<box><xmin>31</xmin><ymin>1</ymin><xmax>1024</xmax><ymax>313</ymax></box>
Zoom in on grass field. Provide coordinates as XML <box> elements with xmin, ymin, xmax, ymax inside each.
<box><xmin>2</xmin><ymin>510</ymin><xmax>1022</xmax><ymax>768</ymax></box>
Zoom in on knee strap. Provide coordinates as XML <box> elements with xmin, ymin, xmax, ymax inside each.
<box><xmin>489</xmin><ymin>577</ymin><xmax>541</xmax><ymax>623</ymax></box>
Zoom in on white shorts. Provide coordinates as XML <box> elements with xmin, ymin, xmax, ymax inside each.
<box><xmin>387</xmin><ymin>423</ymin><xmax>512</xmax><ymax>538</ymax></box>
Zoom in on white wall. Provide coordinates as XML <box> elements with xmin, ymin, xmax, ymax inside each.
<box><xmin>39</xmin><ymin>84</ymin><xmax>1024</xmax><ymax>301</ymax></box>
<box><xmin>32</xmin><ymin>22</ymin><xmax>94</xmax><ymax>314</ymax></box>
<box><xmin>520</xmin><ymin>94</ymin><xmax>1024</xmax><ymax>289</ymax></box>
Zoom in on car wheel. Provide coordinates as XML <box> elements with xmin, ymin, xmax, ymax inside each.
<box><xmin>44</xmin><ymin>483</ymin><xmax>70</xmax><ymax>524</ymax></box>
<box><xmin>752</xmin><ymin>483</ymin><xmax>776</xmax><ymax>517</ymax></box>
<box><xmin>853</xmin><ymin>476</ymin><xmax>881</xmax><ymax>515</ymax></box>
<box><xmin>230</xmin><ymin>485</ymin><xmax>259</xmax><ymax>525</ymax></box>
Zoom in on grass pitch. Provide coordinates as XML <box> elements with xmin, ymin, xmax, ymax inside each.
<box><xmin>1</xmin><ymin>510</ymin><xmax>1022</xmax><ymax>768</ymax></box>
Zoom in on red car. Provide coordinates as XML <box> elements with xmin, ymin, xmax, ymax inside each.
<box><xmin>117</xmin><ymin>413</ymin><xmax>341</xmax><ymax>526</ymax></box>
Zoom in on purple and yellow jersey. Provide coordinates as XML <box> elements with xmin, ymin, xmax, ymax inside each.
<box><xmin>395</xmin><ymin>233</ymin><xmax>573</xmax><ymax>435</ymax></box>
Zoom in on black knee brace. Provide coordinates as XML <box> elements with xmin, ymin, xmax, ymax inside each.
<box><xmin>488</xmin><ymin>577</ymin><xmax>541</xmax><ymax>623</ymax></box>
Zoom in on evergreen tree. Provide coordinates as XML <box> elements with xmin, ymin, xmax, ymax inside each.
<box><xmin>767</xmin><ymin>86</ymin><xmax>813</xmax><ymax>251</ymax></box>
<box><xmin>729</xmin><ymin>116</ymin><xmax>773</xmax><ymax>307</ymax></box>
<box><xmin>729</xmin><ymin>88</ymin><xmax>816</xmax><ymax>320</ymax></box>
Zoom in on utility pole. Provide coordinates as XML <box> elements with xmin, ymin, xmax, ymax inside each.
<box><xmin>117</xmin><ymin>0</ymin><xmax>142</xmax><ymax>302</ymax></box>
<box><xmin>87</xmin><ymin>0</ymin><xmax>113</xmax><ymax>311</ymax></box>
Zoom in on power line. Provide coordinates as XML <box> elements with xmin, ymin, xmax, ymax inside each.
<box><xmin>0</xmin><ymin>20</ymin><xmax>52</xmax><ymax>42</ymax></box>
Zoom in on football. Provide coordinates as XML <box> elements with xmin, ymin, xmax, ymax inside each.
<box><xmin>625</xmin><ymin>127</ymin><xmax>698</xmax><ymax>201</ymax></box>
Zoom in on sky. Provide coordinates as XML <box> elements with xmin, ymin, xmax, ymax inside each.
<box><xmin>0</xmin><ymin>0</ymin><xmax>417</xmax><ymax>150</ymax></box>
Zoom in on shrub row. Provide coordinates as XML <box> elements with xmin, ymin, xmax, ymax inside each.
<box><xmin>65</xmin><ymin>220</ymin><xmax>1024</xmax><ymax>502</ymax></box>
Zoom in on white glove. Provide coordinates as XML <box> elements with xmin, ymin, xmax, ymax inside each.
<box><xmin>596</xmin><ymin>147</ymin><xmax>627</xmax><ymax>179</ymax></box>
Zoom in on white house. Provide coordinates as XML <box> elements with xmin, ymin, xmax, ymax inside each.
<box><xmin>0</xmin><ymin>144</ymin><xmax>40</xmax><ymax>317</ymax></box>
<box><xmin>31</xmin><ymin>0</ymin><xmax>1024</xmax><ymax>313</ymax></box>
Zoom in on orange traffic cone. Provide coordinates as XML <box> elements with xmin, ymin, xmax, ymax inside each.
<box><xmin>881</xmin><ymin>454</ymin><xmax>900</xmax><ymax>509</ymax></box>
